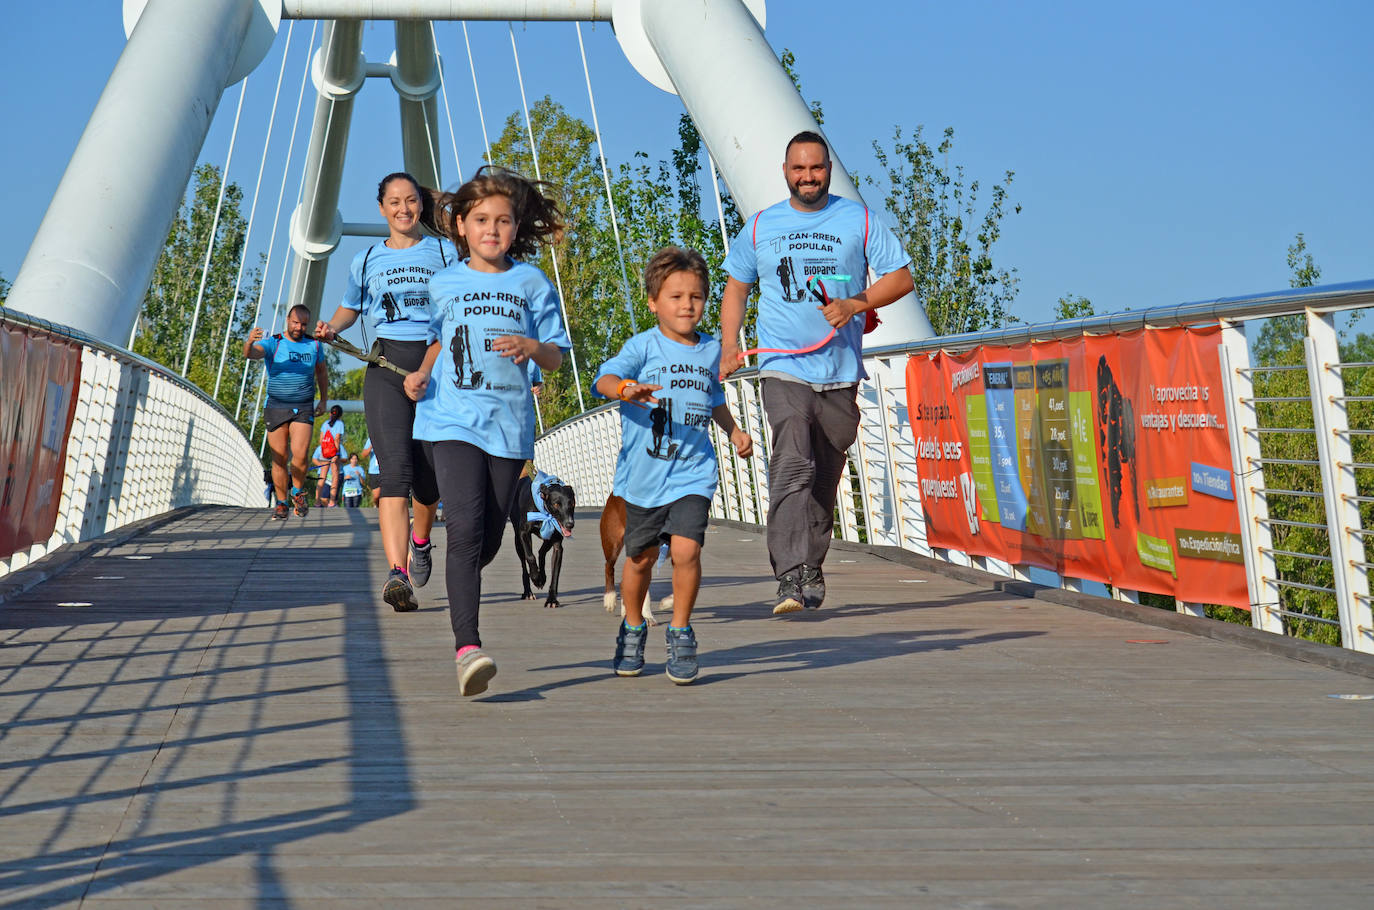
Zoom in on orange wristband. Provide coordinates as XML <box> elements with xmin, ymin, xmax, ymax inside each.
<box><xmin>615</xmin><ymin>378</ymin><xmax>637</xmax><ymax>400</ymax></box>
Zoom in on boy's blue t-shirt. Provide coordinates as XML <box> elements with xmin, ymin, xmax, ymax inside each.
<box><xmin>342</xmin><ymin>236</ymin><xmax>457</xmax><ymax>342</ymax></box>
<box><xmin>593</xmin><ymin>328</ymin><xmax>727</xmax><ymax>509</ymax></box>
<box><xmin>723</xmin><ymin>194</ymin><xmax>910</xmax><ymax>384</ymax></box>
<box><xmin>258</xmin><ymin>334</ymin><xmax>323</xmax><ymax>404</ymax></box>
<box><xmin>341</xmin><ymin>464</ymin><xmax>366</xmax><ymax>496</ymax></box>
<box><xmin>413</xmin><ymin>259</ymin><xmax>571</xmax><ymax>460</ymax></box>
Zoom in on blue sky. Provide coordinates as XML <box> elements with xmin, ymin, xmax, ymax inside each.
<box><xmin>1</xmin><ymin>0</ymin><xmax>1370</xmax><ymax>334</ymax></box>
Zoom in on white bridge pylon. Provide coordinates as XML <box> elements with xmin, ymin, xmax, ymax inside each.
<box><xmin>7</xmin><ymin>0</ymin><xmax>933</xmax><ymax>356</ymax></box>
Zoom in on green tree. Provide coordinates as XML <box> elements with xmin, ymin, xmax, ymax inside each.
<box><xmin>868</xmin><ymin>125</ymin><xmax>1021</xmax><ymax>335</ymax></box>
<box><xmin>0</xmin><ymin>271</ymin><xmax>9</xmax><ymax>306</ymax></box>
<box><xmin>779</xmin><ymin>48</ymin><xmax>825</xmax><ymax>126</ymax></box>
<box><xmin>132</xmin><ymin>162</ymin><xmax>262</xmax><ymax>418</ymax></box>
<box><xmin>1055</xmin><ymin>294</ymin><xmax>1093</xmax><ymax>321</ymax></box>
<box><xmin>1246</xmin><ymin>233</ymin><xmax>1343</xmax><ymax>643</ymax></box>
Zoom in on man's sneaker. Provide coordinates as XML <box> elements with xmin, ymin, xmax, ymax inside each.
<box><xmin>292</xmin><ymin>489</ymin><xmax>309</xmax><ymax>518</ymax></box>
<box><xmin>613</xmin><ymin>621</ymin><xmax>647</xmax><ymax>676</ymax></box>
<box><xmin>456</xmin><ymin>647</ymin><xmax>497</xmax><ymax>696</ymax></box>
<box><xmin>664</xmin><ymin>626</ymin><xmax>699</xmax><ymax>685</ymax></box>
<box><xmin>772</xmin><ymin>571</ymin><xmax>804</xmax><ymax>615</ymax></box>
<box><xmin>409</xmin><ymin>537</ymin><xmax>433</xmax><ymax>588</ymax></box>
<box><xmin>270</xmin><ymin>502</ymin><xmax>289</xmax><ymax>521</ymax></box>
<box><xmin>382</xmin><ymin>568</ymin><xmax>419</xmax><ymax>612</ymax></box>
<box><xmin>799</xmin><ymin>564</ymin><xmax>826</xmax><ymax>610</ymax></box>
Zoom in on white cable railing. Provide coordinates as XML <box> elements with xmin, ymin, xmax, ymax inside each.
<box><xmin>536</xmin><ymin>280</ymin><xmax>1374</xmax><ymax>654</ymax></box>
<box><xmin>1</xmin><ymin>309</ymin><xmax>262</xmax><ymax>582</ymax></box>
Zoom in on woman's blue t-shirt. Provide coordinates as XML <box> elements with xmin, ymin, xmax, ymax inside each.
<box><xmin>342</xmin><ymin>236</ymin><xmax>457</xmax><ymax>342</ymax></box>
<box><xmin>258</xmin><ymin>334</ymin><xmax>323</xmax><ymax>404</ymax></box>
<box><xmin>594</xmin><ymin>328</ymin><xmax>726</xmax><ymax>509</ymax></box>
<box><xmin>412</xmin><ymin>259</ymin><xmax>571</xmax><ymax>460</ymax></box>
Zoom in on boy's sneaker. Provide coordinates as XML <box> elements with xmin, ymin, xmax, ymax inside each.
<box><xmin>772</xmin><ymin>571</ymin><xmax>804</xmax><ymax>615</ymax></box>
<box><xmin>613</xmin><ymin>621</ymin><xmax>647</xmax><ymax>676</ymax></box>
<box><xmin>799</xmin><ymin>565</ymin><xmax>826</xmax><ymax>610</ymax></box>
<box><xmin>456</xmin><ymin>647</ymin><xmax>497</xmax><ymax>696</ymax></box>
<box><xmin>271</xmin><ymin>502</ymin><xmax>289</xmax><ymax>521</ymax></box>
<box><xmin>665</xmin><ymin>626</ymin><xmax>698</xmax><ymax>684</ymax></box>
<box><xmin>382</xmin><ymin>568</ymin><xmax>419</xmax><ymax>612</ymax></box>
<box><xmin>409</xmin><ymin>537</ymin><xmax>433</xmax><ymax>588</ymax></box>
<box><xmin>292</xmin><ymin>489</ymin><xmax>309</xmax><ymax>518</ymax></box>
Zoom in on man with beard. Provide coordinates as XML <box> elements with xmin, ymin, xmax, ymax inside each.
<box><xmin>245</xmin><ymin>304</ymin><xmax>329</xmax><ymax>519</ymax></box>
<box><xmin>718</xmin><ymin>131</ymin><xmax>914</xmax><ymax>615</ymax></box>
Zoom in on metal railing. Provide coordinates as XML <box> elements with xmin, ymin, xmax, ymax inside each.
<box><xmin>536</xmin><ymin>280</ymin><xmax>1374</xmax><ymax>654</ymax></box>
<box><xmin>1</xmin><ymin>309</ymin><xmax>262</xmax><ymax>580</ymax></box>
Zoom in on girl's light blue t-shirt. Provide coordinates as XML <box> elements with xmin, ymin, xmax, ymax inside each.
<box><xmin>342</xmin><ymin>236</ymin><xmax>457</xmax><ymax>342</ymax></box>
<box><xmin>593</xmin><ymin>328</ymin><xmax>726</xmax><ymax>509</ymax></box>
<box><xmin>341</xmin><ymin>465</ymin><xmax>366</xmax><ymax>496</ymax></box>
<box><xmin>413</xmin><ymin>259</ymin><xmax>571</xmax><ymax>460</ymax></box>
<box><xmin>723</xmin><ymin>194</ymin><xmax>910</xmax><ymax>384</ymax></box>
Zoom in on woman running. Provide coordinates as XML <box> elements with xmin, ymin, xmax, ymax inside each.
<box><xmin>316</xmin><ymin>172</ymin><xmax>456</xmax><ymax>612</ymax></box>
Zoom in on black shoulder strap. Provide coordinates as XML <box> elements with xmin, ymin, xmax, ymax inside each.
<box><xmin>438</xmin><ymin>237</ymin><xmax>448</xmax><ymax>267</ymax></box>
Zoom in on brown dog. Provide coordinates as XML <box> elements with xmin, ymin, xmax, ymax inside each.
<box><xmin>600</xmin><ymin>492</ymin><xmax>672</xmax><ymax>626</ymax></box>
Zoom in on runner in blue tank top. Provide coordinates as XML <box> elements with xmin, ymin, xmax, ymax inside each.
<box><xmin>316</xmin><ymin>173</ymin><xmax>456</xmax><ymax>612</ymax></box>
<box><xmin>244</xmin><ymin>304</ymin><xmax>328</xmax><ymax>520</ymax></box>
<box><xmin>404</xmin><ymin>166</ymin><xmax>571</xmax><ymax>697</ymax></box>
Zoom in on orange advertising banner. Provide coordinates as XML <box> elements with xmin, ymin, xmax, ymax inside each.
<box><xmin>905</xmin><ymin>326</ymin><xmax>1247</xmax><ymax>607</ymax></box>
<box><xmin>0</xmin><ymin>323</ymin><xmax>82</xmax><ymax>559</ymax></box>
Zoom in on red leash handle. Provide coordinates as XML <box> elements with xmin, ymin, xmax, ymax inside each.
<box><xmin>738</xmin><ymin>328</ymin><xmax>836</xmax><ymax>359</ymax></box>
<box><xmin>737</xmin><ymin>275</ymin><xmax>838</xmax><ymax>360</ymax></box>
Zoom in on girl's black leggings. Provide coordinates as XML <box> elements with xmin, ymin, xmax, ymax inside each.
<box><xmin>425</xmin><ymin>440</ymin><xmax>524</xmax><ymax>650</ymax></box>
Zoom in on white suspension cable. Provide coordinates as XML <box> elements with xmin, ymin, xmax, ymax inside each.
<box><xmin>249</xmin><ymin>169</ymin><xmax>309</xmax><ymax>440</ymax></box>
<box><xmin>510</xmin><ymin>23</ymin><xmax>585</xmax><ymax>411</ymax></box>
<box><xmin>181</xmin><ymin>77</ymin><xmax>248</xmax><ymax>377</ymax></box>
<box><xmin>464</xmin><ymin>21</ymin><xmax>492</xmax><ymax>164</ymax></box>
<box><xmin>250</xmin><ymin>21</ymin><xmax>335</xmax><ymax>438</ymax></box>
<box><xmin>430</xmin><ymin>21</ymin><xmax>463</xmax><ymax>184</ymax></box>
<box><xmin>237</xmin><ymin>20</ymin><xmax>319</xmax><ymax>421</ymax></box>
<box><xmin>575</xmin><ymin>22</ymin><xmax>636</xmax><ymax>333</ymax></box>
<box><xmin>215</xmin><ymin>20</ymin><xmax>296</xmax><ymax>400</ymax></box>
<box><xmin>708</xmin><ymin>150</ymin><xmax>731</xmax><ymax>255</ymax></box>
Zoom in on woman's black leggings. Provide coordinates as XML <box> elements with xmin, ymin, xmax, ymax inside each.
<box><xmin>426</xmin><ymin>440</ymin><xmax>524</xmax><ymax>650</ymax></box>
<box><xmin>363</xmin><ymin>338</ymin><xmax>439</xmax><ymax>503</ymax></box>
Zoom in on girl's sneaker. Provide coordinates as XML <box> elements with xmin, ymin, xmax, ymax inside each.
<box><xmin>664</xmin><ymin>626</ymin><xmax>698</xmax><ymax>685</ymax></box>
<box><xmin>613</xmin><ymin>621</ymin><xmax>647</xmax><ymax>676</ymax></box>
<box><xmin>382</xmin><ymin>568</ymin><xmax>418</xmax><ymax>612</ymax></box>
<box><xmin>456</xmin><ymin>647</ymin><xmax>496</xmax><ymax>696</ymax></box>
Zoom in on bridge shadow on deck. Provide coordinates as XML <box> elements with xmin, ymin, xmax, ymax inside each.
<box><xmin>0</xmin><ymin>508</ymin><xmax>410</xmax><ymax>908</ymax></box>
<box><xmin>2</xmin><ymin>506</ymin><xmax>1373</xmax><ymax>907</ymax></box>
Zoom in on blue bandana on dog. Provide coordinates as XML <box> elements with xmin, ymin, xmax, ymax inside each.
<box><xmin>528</xmin><ymin>471</ymin><xmax>568</xmax><ymax>540</ymax></box>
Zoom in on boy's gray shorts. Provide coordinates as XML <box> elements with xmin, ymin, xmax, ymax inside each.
<box><xmin>624</xmin><ymin>494</ymin><xmax>711</xmax><ymax>556</ymax></box>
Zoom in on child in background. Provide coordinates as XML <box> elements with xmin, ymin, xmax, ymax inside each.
<box><xmin>593</xmin><ymin>246</ymin><xmax>753</xmax><ymax>684</ymax></box>
<box><xmin>341</xmin><ymin>454</ymin><xmax>368</xmax><ymax>507</ymax></box>
<box><xmin>405</xmin><ymin>166</ymin><xmax>570</xmax><ymax>697</ymax></box>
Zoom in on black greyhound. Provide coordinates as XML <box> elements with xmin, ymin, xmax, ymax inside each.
<box><xmin>510</xmin><ymin>472</ymin><xmax>576</xmax><ymax>609</ymax></box>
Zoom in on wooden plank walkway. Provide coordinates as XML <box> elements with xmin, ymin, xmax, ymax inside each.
<box><xmin>2</xmin><ymin>506</ymin><xmax>1373</xmax><ymax>908</ymax></box>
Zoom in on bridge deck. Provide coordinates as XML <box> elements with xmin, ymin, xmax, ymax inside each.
<box><xmin>3</xmin><ymin>507</ymin><xmax>1373</xmax><ymax>908</ymax></box>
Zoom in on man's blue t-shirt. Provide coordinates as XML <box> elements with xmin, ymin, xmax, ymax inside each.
<box><xmin>413</xmin><ymin>259</ymin><xmax>571</xmax><ymax>460</ymax></box>
<box><xmin>258</xmin><ymin>334</ymin><xmax>323</xmax><ymax>404</ymax></box>
<box><xmin>723</xmin><ymin>194</ymin><xmax>910</xmax><ymax>384</ymax></box>
<box><xmin>594</xmin><ymin>328</ymin><xmax>727</xmax><ymax>509</ymax></box>
<box><xmin>343</xmin><ymin>236</ymin><xmax>457</xmax><ymax>342</ymax></box>
<box><xmin>341</xmin><ymin>464</ymin><xmax>366</xmax><ymax>497</ymax></box>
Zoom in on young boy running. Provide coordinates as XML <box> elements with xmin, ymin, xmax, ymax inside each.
<box><xmin>593</xmin><ymin>247</ymin><xmax>753</xmax><ymax>684</ymax></box>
